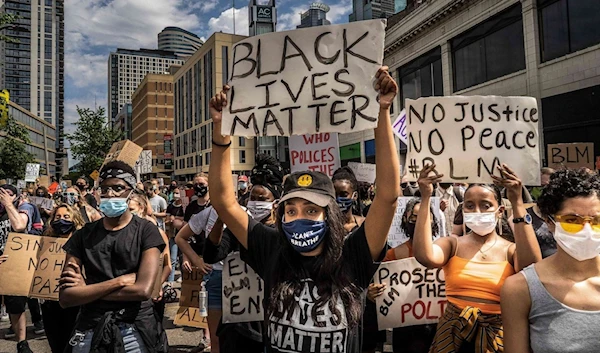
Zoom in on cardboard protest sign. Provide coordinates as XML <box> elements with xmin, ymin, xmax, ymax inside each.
<box><xmin>25</xmin><ymin>163</ymin><xmax>40</xmax><ymax>183</ymax></box>
<box><xmin>222</xmin><ymin>252</ymin><xmax>264</xmax><ymax>324</ymax></box>
<box><xmin>348</xmin><ymin>162</ymin><xmax>376</xmax><ymax>183</ymax></box>
<box><xmin>547</xmin><ymin>143</ymin><xmax>594</xmax><ymax>170</ymax></box>
<box><xmin>406</xmin><ymin>96</ymin><xmax>540</xmax><ymax>185</ymax></box>
<box><xmin>374</xmin><ymin>258</ymin><xmax>447</xmax><ymax>329</ymax></box>
<box><xmin>102</xmin><ymin>140</ymin><xmax>143</xmax><ymax>169</ymax></box>
<box><xmin>222</xmin><ymin>19</ymin><xmax>385</xmax><ymax>137</ymax></box>
<box><xmin>387</xmin><ymin>197</ymin><xmax>445</xmax><ymax>248</ymax></box>
<box><xmin>29</xmin><ymin>196</ymin><xmax>55</xmax><ymax>211</ymax></box>
<box><xmin>289</xmin><ymin>133</ymin><xmax>340</xmax><ymax>177</ymax></box>
<box><xmin>392</xmin><ymin>109</ymin><xmax>407</xmax><ymax>145</ymax></box>
<box><xmin>174</xmin><ymin>269</ymin><xmax>209</xmax><ymax>329</ymax></box>
<box><xmin>0</xmin><ymin>233</ymin><xmax>67</xmax><ymax>300</ymax></box>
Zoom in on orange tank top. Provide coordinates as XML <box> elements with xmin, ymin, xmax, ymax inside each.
<box><xmin>443</xmin><ymin>249</ymin><xmax>515</xmax><ymax>314</ymax></box>
<box><xmin>384</xmin><ymin>242</ymin><xmax>414</xmax><ymax>262</ymax></box>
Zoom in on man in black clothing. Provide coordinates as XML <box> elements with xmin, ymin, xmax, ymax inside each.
<box><xmin>75</xmin><ymin>177</ymin><xmax>98</xmax><ymax>209</ymax></box>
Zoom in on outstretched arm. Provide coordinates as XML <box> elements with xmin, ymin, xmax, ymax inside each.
<box><xmin>363</xmin><ymin>67</ymin><xmax>401</xmax><ymax>260</ymax></box>
<box><xmin>208</xmin><ymin>87</ymin><xmax>251</xmax><ymax>248</ymax></box>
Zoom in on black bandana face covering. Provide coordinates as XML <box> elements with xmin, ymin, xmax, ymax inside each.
<box><xmin>194</xmin><ymin>185</ymin><xmax>208</xmax><ymax>197</ymax></box>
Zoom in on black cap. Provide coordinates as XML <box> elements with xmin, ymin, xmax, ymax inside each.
<box><xmin>279</xmin><ymin>171</ymin><xmax>336</xmax><ymax>207</ymax></box>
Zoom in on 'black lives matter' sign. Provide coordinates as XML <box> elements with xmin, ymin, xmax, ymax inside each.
<box><xmin>222</xmin><ymin>19</ymin><xmax>385</xmax><ymax>137</ymax></box>
<box><xmin>405</xmin><ymin>96</ymin><xmax>541</xmax><ymax>185</ymax></box>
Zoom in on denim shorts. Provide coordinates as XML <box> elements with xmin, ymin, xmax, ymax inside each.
<box><xmin>204</xmin><ymin>269</ymin><xmax>223</xmax><ymax>310</ymax></box>
<box><xmin>71</xmin><ymin>323</ymin><xmax>147</xmax><ymax>353</ymax></box>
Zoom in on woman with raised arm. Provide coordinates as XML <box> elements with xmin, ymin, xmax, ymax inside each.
<box><xmin>502</xmin><ymin>169</ymin><xmax>600</xmax><ymax>353</ymax></box>
<box><xmin>208</xmin><ymin>67</ymin><xmax>400</xmax><ymax>353</ymax></box>
<box><xmin>412</xmin><ymin>163</ymin><xmax>542</xmax><ymax>353</ymax></box>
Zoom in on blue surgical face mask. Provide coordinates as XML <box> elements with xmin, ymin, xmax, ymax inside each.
<box><xmin>336</xmin><ymin>197</ymin><xmax>354</xmax><ymax>213</ymax></box>
<box><xmin>100</xmin><ymin>197</ymin><xmax>129</xmax><ymax>218</ymax></box>
<box><xmin>282</xmin><ymin>218</ymin><xmax>328</xmax><ymax>253</ymax></box>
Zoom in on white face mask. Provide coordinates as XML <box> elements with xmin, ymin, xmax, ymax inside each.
<box><xmin>247</xmin><ymin>200</ymin><xmax>274</xmax><ymax>221</ymax></box>
<box><xmin>464</xmin><ymin>211</ymin><xmax>498</xmax><ymax>236</ymax></box>
<box><xmin>554</xmin><ymin>222</ymin><xmax>600</xmax><ymax>261</ymax></box>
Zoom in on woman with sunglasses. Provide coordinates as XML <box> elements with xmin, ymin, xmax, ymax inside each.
<box><xmin>59</xmin><ymin>161</ymin><xmax>167</xmax><ymax>353</ymax></box>
<box><xmin>63</xmin><ymin>187</ymin><xmax>101</xmax><ymax>223</ymax></box>
<box><xmin>502</xmin><ymin>168</ymin><xmax>600</xmax><ymax>353</ymax></box>
<box><xmin>207</xmin><ymin>67</ymin><xmax>400</xmax><ymax>353</ymax></box>
<box><xmin>41</xmin><ymin>204</ymin><xmax>85</xmax><ymax>353</ymax></box>
<box><xmin>413</xmin><ymin>163</ymin><xmax>542</xmax><ymax>353</ymax></box>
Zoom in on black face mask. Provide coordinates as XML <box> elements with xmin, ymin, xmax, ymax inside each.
<box><xmin>194</xmin><ymin>185</ymin><xmax>208</xmax><ymax>197</ymax></box>
<box><xmin>36</xmin><ymin>193</ymin><xmax>45</xmax><ymax>197</ymax></box>
<box><xmin>406</xmin><ymin>222</ymin><xmax>416</xmax><ymax>238</ymax></box>
<box><xmin>76</xmin><ymin>183</ymin><xmax>86</xmax><ymax>191</ymax></box>
<box><xmin>51</xmin><ymin>219</ymin><xmax>75</xmax><ymax>236</ymax></box>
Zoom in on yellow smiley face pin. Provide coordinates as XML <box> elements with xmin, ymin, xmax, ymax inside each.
<box><xmin>297</xmin><ymin>174</ymin><xmax>313</xmax><ymax>187</ymax></box>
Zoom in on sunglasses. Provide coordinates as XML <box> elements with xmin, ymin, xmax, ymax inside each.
<box><xmin>554</xmin><ymin>214</ymin><xmax>600</xmax><ymax>233</ymax></box>
<box><xmin>100</xmin><ymin>185</ymin><xmax>131</xmax><ymax>195</ymax></box>
<box><xmin>62</xmin><ymin>192</ymin><xmax>79</xmax><ymax>197</ymax></box>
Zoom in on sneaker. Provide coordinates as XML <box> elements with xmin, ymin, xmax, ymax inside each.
<box><xmin>5</xmin><ymin>327</ymin><xmax>16</xmax><ymax>339</ymax></box>
<box><xmin>33</xmin><ymin>321</ymin><xmax>45</xmax><ymax>335</ymax></box>
<box><xmin>17</xmin><ymin>340</ymin><xmax>33</xmax><ymax>353</ymax></box>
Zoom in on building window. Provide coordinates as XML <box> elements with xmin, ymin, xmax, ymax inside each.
<box><xmin>451</xmin><ymin>4</ymin><xmax>525</xmax><ymax>91</ymax></box>
<box><xmin>239</xmin><ymin>137</ymin><xmax>246</xmax><ymax>147</ymax></box>
<box><xmin>398</xmin><ymin>47</ymin><xmax>443</xmax><ymax>109</ymax></box>
<box><xmin>204</xmin><ymin>50</ymin><xmax>213</xmax><ymax>122</ymax></box>
<box><xmin>539</xmin><ymin>0</ymin><xmax>600</xmax><ymax>62</ymax></box>
<box><xmin>239</xmin><ymin>150</ymin><xmax>246</xmax><ymax>164</ymax></box>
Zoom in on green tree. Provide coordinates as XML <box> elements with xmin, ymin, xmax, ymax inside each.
<box><xmin>0</xmin><ymin>12</ymin><xmax>21</xmax><ymax>43</ymax></box>
<box><xmin>0</xmin><ymin>115</ymin><xmax>35</xmax><ymax>180</ymax></box>
<box><xmin>67</xmin><ymin>106</ymin><xmax>124</xmax><ymax>177</ymax></box>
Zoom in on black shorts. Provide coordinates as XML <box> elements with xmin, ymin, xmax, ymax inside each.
<box><xmin>4</xmin><ymin>296</ymin><xmax>27</xmax><ymax>315</ymax></box>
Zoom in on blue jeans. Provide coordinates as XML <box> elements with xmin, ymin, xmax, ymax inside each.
<box><xmin>168</xmin><ymin>237</ymin><xmax>178</xmax><ymax>282</ymax></box>
<box><xmin>71</xmin><ymin>324</ymin><xmax>147</xmax><ymax>353</ymax></box>
<box><xmin>204</xmin><ymin>269</ymin><xmax>223</xmax><ymax>310</ymax></box>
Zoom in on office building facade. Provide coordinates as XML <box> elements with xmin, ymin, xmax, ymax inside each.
<box><xmin>173</xmin><ymin>33</ymin><xmax>255</xmax><ymax>180</ymax></box>
<box><xmin>131</xmin><ymin>74</ymin><xmax>174</xmax><ymax>178</ymax></box>
<box><xmin>108</xmin><ymin>48</ymin><xmax>183</xmax><ymax>125</ymax></box>
<box><xmin>297</xmin><ymin>2</ymin><xmax>331</xmax><ymax>29</ymax></box>
<box><xmin>349</xmin><ymin>0</ymin><xmax>395</xmax><ymax>22</ymax></box>
<box><xmin>158</xmin><ymin>27</ymin><xmax>203</xmax><ymax>59</ymax></box>
<box><xmin>2</xmin><ymin>102</ymin><xmax>57</xmax><ymax>176</ymax></box>
<box><xmin>249</xmin><ymin>0</ymin><xmax>277</xmax><ymax>36</ymax></box>
<box><xmin>114</xmin><ymin>103</ymin><xmax>132</xmax><ymax>141</ymax></box>
<box><xmin>0</xmin><ymin>0</ymin><xmax>65</xmax><ymax>176</ymax></box>
<box><xmin>339</xmin><ymin>0</ymin><xmax>600</xmax><ymax>167</ymax></box>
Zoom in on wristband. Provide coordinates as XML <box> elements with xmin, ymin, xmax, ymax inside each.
<box><xmin>212</xmin><ymin>139</ymin><xmax>232</xmax><ymax>147</ymax></box>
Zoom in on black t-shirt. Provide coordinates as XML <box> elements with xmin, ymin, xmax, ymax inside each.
<box><xmin>85</xmin><ymin>193</ymin><xmax>98</xmax><ymax>209</ymax></box>
<box><xmin>63</xmin><ymin>216</ymin><xmax>166</xmax><ymax>312</ymax></box>
<box><xmin>246</xmin><ymin>216</ymin><xmax>383</xmax><ymax>353</ymax></box>
<box><xmin>184</xmin><ymin>201</ymin><xmax>210</xmax><ymax>222</ymax></box>
<box><xmin>167</xmin><ymin>203</ymin><xmax>185</xmax><ymax>218</ymax></box>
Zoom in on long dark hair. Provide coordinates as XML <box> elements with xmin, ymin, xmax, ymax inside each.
<box><xmin>268</xmin><ymin>198</ymin><xmax>363</xmax><ymax>328</ymax></box>
<box><xmin>402</xmin><ymin>198</ymin><xmax>440</xmax><ymax>238</ymax></box>
<box><xmin>465</xmin><ymin>184</ymin><xmax>514</xmax><ymax>241</ymax></box>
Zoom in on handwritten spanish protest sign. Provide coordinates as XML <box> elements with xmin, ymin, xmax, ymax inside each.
<box><xmin>405</xmin><ymin>96</ymin><xmax>541</xmax><ymax>185</ymax></box>
<box><xmin>289</xmin><ymin>133</ymin><xmax>340</xmax><ymax>177</ymax></box>
<box><xmin>222</xmin><ymin>252</ymin><xmax>265</xmax><ymax>324</ymax></box>
<box><xmin>348</xmin><ymin>162</ymin><xmax>376</xmax><ymax>183</ymax></box>
<box><xmin>547</xmin><ymin>143</ymin><xmax>594</xmax><ymax>170</ymax></box>
<box><xmin>0</xmin><ymin>233</ymin><xmax>67</xmax><ymax>300</ymax></box>
<box><xmin>387</xmin><ymin>197</ymin><xmax>445</xmax><ymax>248</ymax></box>
<box><xmin>374</xmin><ymin>258</ymin><xmax>447</xmax><ymax>329</ymax></box>
<box><xmin>174</xmin><ymin>269</ymin><xmax>209</xmax><ymax>329</ymax></box>
<box><xmin>222</xmin><ymin>19</ymin><xmax>385</xmax><ymax>137</ymax></box>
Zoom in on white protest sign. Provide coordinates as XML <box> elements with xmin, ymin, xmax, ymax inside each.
<box><xmin>387</xmin><ymin>197</ymin><xmax>445</xmax><ymax>248</ymax></box>
<box><xmin>25</xmin><ymin>163</ymin><xmax>40</xmax><ymax>183</ymax></box>
<box><xmin>135</xmin><ymin>150</ymin><xmax>152</xmax><ymax>174</ymax></box>
<box><xmin>289</xmin><ymin>133</ymin><xmax>340</xmax><ymax>177</ymax></box>
<box><xmin>29</xmin><ymin>196</ymin><xmax>55</xmax><ymax>211</ymax></box>
<box><xmin>16</xmin><ymin>180</ymin><xmax>26</xmax><ymax>190</ymax></box>
<box><xmin>406</xmin><ymin>96</ymin><xmax>541</xmax><ymax>185</ymax></box>
<box><xmin>222</xmin><ymin>252</ymin><xmax>264</xmax><ymax>324</ymax></box>
<box><xmin>375</xmin><ymin>258</ymin><xmax>446</xmax><ymax>329</ymax></box>
<box><xmin>222</xmin><ymin>19</ymin><xmax>386</xmax><ymax>137</ymax></box>
<box><xmin>348</xmin><ymin>162</ymin><xmax>376</xmax><ymax>183</ymax></box>
<box><xmin>392</xmin><ymin>109</ymin><xmax>407</xmax><ymax>145</ymax></box>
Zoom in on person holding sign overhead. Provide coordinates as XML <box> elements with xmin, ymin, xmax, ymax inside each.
<box><xmin>58</xmin><ymin>161</ymin><xmax>167</xmax><ymax>353</ymax></box>
<box><xmin>412</xmin><ymin>163</ymin><xmax>542</xmax><ymax>353</ymax></box>
<box><xmin>41</xmin><ymin>204</ymin><xmax>85</xmax><ymax>353</ymax></box>
<box><xmin>207</xmin><ymin>66</ymin><xmax>400</xmax><ymax>353</ymax></box>
<box><xmin>501</xmin><ymin>169</ymin><xmax>600</xmax><ymax>353</ymax></box>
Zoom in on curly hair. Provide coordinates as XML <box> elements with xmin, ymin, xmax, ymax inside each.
<box><xmin>538</xmin><ymin>168</ymin><xmax>600</xmax><ymax>218</ymax></box>
<box><xmin>43</xmin><ymin>204</ymin><xmax>85</xmax><ymax>237</ymax></box>
<box><xmin>251</xmin><ymin>153</ymin><xmax>284</xmax><ymax>198</ymax></box>
<box><xmin>402</xmin><ymin>198</ymin><xmax>440</xmax><ymax>238</ymax></box>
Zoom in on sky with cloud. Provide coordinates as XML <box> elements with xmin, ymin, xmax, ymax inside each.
<box><xmin>64</xmin><ymin>0</ymin><xmax>353</xmax><ymax>167</ymax></box>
